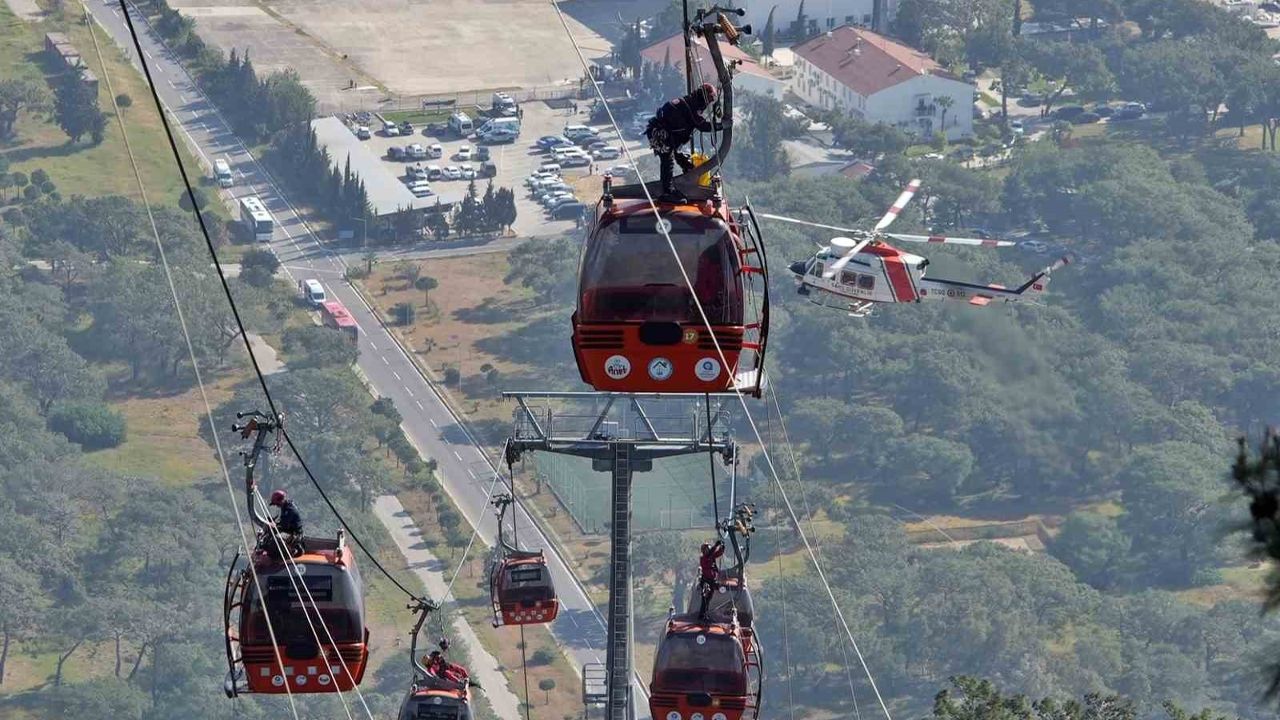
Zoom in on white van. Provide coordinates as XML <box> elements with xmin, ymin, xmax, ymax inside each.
<box><xmin>477</xmin><ymin>116</ymin><xmax>520</xmax><ymax>139</ymax></box>
<box><xmin>553</xmin><ymin>146</ymin><xmax>588</xmax><ymax>161</ymax></box>
<box><xmin>214</xmin><ymin>158</ymin><xmax>233</xmax><ymax>188</ymax></box>
<box><xmin>301</xmin><ymin>279</ymin><xmax>326</xmax><ymax>306</ymax></box>
<box><xmin>563</xmin><ymin>124</ymin><xmax>596</xmax><ymax>140</ymax></box>
<box><xmin>448</xmin><ymin>112</ymin><xmax>473</xmax><ymax>136</ymax></box>
<box><xmin>426</xmin><ymin>165</ymin><xmax>444</xmax><ymax>181</ymax></box>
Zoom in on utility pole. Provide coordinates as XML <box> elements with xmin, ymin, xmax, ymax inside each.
<box><xmin>504</xmin><ymin>392</ymin><xmax>735</xmax><ymax>720</ymax></box>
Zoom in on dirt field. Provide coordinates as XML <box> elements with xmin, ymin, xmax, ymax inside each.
<box><xmin>172</xmin><ymin>0</ymin><xmax>621</xmax><ymax>109</ymax></box>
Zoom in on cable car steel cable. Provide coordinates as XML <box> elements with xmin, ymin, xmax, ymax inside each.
<box><xmin>82</xmin><ymin>14</ymin><xmax>303</xmax><ymax>717</ymax></box>
<box><xmin>550</xmin><ymin>4</ymin><xmax>896</xmax><ymax>718</ymax></box>
<box><xmin>115</xmin><ymin>0</ymin><xmax>427</xmax><ymax>607</ymax></box>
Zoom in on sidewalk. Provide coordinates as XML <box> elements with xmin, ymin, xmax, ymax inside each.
<box><xmin>373</xmin><ymin>495</ymin><xmax>521</xmax><ymax>720</ymax></box>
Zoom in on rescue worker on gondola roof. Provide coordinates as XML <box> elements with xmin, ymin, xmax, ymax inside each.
<box><xmin>269</xmin><ymin>489</ymin><xmax>303</xmax><ymax>535</ymax></box>
<box><xmin>697</xmin><ymin>539</ymin><xmax>725</xmax><ymax>619</ymax></box>
<box><xmin>646</xmin><ymin>82</ymin><xmax>719</xmax><ymax>204</ymax></box>
<box><xmin>424</xmin><ymin>640</ymin><xmax>481</xmax><ymax>688</ymax></box>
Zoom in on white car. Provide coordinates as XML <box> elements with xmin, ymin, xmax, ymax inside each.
<box><xmin>408</xmin><ymin>181</ymin><xmax>433</xmax><ymax>197</ymax></box>
<box><xmin>536</xmin><ymin>184</ymin><xmax>572</xmax><ymax>201</ymax></box>
<box><xmin>443</xmin><ymin>166</ymin><xmax>462</xmax><ymax>180</ymax></box>
<box><xmin>453</xmin><ymin>145</ymin><xmax>474</xmax><ymax>161</ymax></box>
<box><xmin>383</xmin><ymin>121</ymin><xmax>400</xmax><ymax>136</ymax></box>
<box><xmin>592</xmin><ymin>147</ymin><xmax>622</xmax><ymax>160</ymax></box>
<box><xmin>407</xmin><ymin>143</ymin><xmax>427</xmax><ymax>159</ymax></box>
<box><xmin>541</xmin><ymin>191</ymin><xmax>575</xmax><ymax>207</ymax></box>
<box><xmin>1020</xmin><ymin>239</ymin><xmax>1049</xmax><ymax>253</ymax></box>
<box><xmin>539</xmin><ymin>162</ymin><xmax>562</xmax><ymax>174</ymax></box>
<box><xmin>355</xmin><ymin>125</ymin><xmax>371</xmax><ymax>140</ymax></box>
<box><xmin>428</xmin><ymin>143</ymin><xmax>444</xmax><ymax>158</ymax></box>
<box><xmin>526</xmin><ymin>171</ymin><xmax>559</xmax><ymax>187</ymax></box>
<box><xmin>1010</xmin><ymin>119</ymin><xmax>1025</xmax><ymax>135</ymax></box>
<box><xmin>560</xmin><ymin>154</ymin><xmax>590</xmax><ymax>168</ymax></box>
<box><xmin>460</xmin><ymin>163</ymin><xmax>476</xmax><ymax>180</ymax></box>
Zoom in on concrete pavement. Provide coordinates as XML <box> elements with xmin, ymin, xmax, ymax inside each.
<box><xmin>85</xmin><ymin>3</ymin><xmax>650</xmax><ymax>716</ymax></box>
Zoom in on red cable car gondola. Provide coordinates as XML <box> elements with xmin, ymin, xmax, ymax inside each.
<box><xmin>571</xmin><ymin>11</ymin><xmax>768</xmax><ymax>396</ymax></box>
<box><xmin>652</xmin><ymin>503</ymin><xmax>762</xmax><ymax>720</ymax></box>
<box><xmin>223</xmin><ymin>412</ymin><xmax>369</xmax><ymax>697</ymax></box>
<box><xmin>488</xmin><ymin>492</ymin><xmax>559</xmax><ymax>627</ymax></box>
<box><xmin>398</xmin><ymin>600</ymin><xmax>476</xmax><ymax>720</ymax></box>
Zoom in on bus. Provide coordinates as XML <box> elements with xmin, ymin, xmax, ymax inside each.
<box><xmin>239</xmin><ymin>196</ymin><xmax>274</xmax><ymax>243</ymax></box>
<box><xmin>214</xmin><ymin>158</ymin><xmax>233</xmax><ymax>188</ymax></box>
<box><xmin>320</xmin><ymin>300</ymin><xmax>359</xmax><ymax>343</ymax></box>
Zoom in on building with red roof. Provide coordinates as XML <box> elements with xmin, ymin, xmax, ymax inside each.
<box><xmin>791</xmin><ymin>26</ymin><xmax>974</xmax><ymax>139</ymax></box>
<box><xmin>641</xmin><ymin>33</ymin><xmax>786</xmax><ymax>99</ymax></box>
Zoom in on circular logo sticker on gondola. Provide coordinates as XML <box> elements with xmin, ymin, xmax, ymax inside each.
<box><xmin>655</xmin><ymin>218</ymin><xmax>673</xmax><ymax>235</ymax></box>
<box><xmin>604</xmin><ymin>355</ymin><xmax>631</xmax><ymax>379</ymax></box>
<box><xmin>694</xmin><ymin>357</ymin><xmax>721</xmax><ymax>382</ymax></box>
<box><xmin>648</xmin><ymin>357</ymin><xmax>673</xmax><ymax>381</ymax></box>
<box><xmin>696</xmin><ymin>634</ymin><xmax>707</xmax><ymax>645</ymax></box>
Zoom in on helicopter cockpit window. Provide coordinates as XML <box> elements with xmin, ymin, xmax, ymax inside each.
<box><xmin>840</xmin><ymin>270</ymin><xmax>859</xmax><ymax>286</ymax></box>
<box><xmin>579</xmin><ymin>211</ymin><xmax>743</xmax><ymax>325</ymax></box>
<box><xmin>858</xmin><ymin>274</ymin><xmax>875</xmax><ymax>290</ymax></box>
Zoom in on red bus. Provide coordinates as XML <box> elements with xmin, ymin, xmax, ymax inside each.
<box><xmin>320</xmin><ymin>300</ymin><xmax>358</xmax><ymax>343</ymax></box>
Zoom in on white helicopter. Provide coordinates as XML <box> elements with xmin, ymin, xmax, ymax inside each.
<box><xmin>759</xmin><ymin>179</ymin><xmax>1071</xmax><ymax>317</ymax></box>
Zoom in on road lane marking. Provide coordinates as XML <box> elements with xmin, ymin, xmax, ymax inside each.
<box><xmin>453</xmin><ymin>451</ymin><xmax>463</xmax><ymax>461</ymax></box>
<box><xmin>405</xmin><ymin>387</ymin><xmax>414</xmax><ymax>397</ymax></box>
<box><xmin>380</xmin><ymin>355</ymin><xmax>389</xmax><ymax>365</ymax></box>
<box><xmin>392</xmin><ymin>371</ymin><xmax>401</xmax><ymax>381</ymax></box>
<box><xmin>415</xmin><ymin>400</ymin><xmax>424</xmax><ymax>410</ymax></box>
<box><xmin>429</xmin><ymin>417</ymin><xmax>438</xmax><ymax>428</ymax></box>
<box><xmin>369</xmin><ymin>341</ymin><xmax>377</xmax><ymax>350</ymax></box>
<box><xmin>468</xmin><ymin>469</ymin><xmax>477</xmax><ymax>479</ymax></box>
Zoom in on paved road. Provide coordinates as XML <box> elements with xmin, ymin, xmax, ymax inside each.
<box><xmin>86</xmin><ymin>2</ymin><xmax>649</xmax><ymax>717</ymax></box>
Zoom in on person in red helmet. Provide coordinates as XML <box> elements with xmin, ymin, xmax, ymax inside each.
<box><xmin>646</xmin><ymin>82</ymin><xmax>719</xmax><ymax>202</ymax></box>
<box><xmin>269</xmin><ymin>489</ymin><xmax>303</xmax><ymax>536</ymax></box>
<box><xmin>696</xmin><ymin>539</ymin><xmax>725</xmax><ymax>618</ymax></box>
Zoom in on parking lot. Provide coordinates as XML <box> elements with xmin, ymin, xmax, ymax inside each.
<box><xmin>354</xmin><ymin>100</ymin><xmax>648</xmax><ymax>237</ymax></box>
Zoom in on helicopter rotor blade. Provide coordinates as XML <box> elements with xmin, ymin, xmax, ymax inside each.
<box><xmin>755</xmin><ymin>213</ymin><xmax>862</xmax><ymax>236</ymax></box>
<box><xmin>821</xmin><ymin>237</ymin><xmax>873</xmax><ymax>279</ymax></box>
<box><xmin>873</xmin><ymin>178</ymin><xmax>922</xmax><ymax>232</ymax></box>
<box><xmin>885</xmin><ymin>233</ymin><xmax>1016</xmax><ymax>248</ymax></box>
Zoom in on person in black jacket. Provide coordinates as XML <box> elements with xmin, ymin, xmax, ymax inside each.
<box><xmin>269</xmin><ymin>490</ymin><xmax>303</xmax><ymax>534</ymax></box>
<box><xmin>646</xmin><ymin>83</ymin><xmax>718</xmax><ymax>202</ymax></box>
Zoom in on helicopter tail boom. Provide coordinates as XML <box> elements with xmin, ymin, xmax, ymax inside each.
<box><xmin>921</xmin><ymin>255</ymin><xmax>1070</xmax><ymax>305</ymax></box>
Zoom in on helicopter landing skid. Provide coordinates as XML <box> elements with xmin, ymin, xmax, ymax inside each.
<box><xmin>846</xmin><ymin>301</ymin><xmax>874</xmax><ymax>318</ymax></box>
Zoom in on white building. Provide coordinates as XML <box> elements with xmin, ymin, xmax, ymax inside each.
<box><xmin>791</xmin><ymin>26</ymin><xmax>974</xmax><ymax>140</ymax></box>
<box><xmin>740</xmin><ymin>0</ymin><xmax>898</xmax><ymax>38</ymax></box>
<box><xmin>641</xmin><ymin>33</ymin><xmax>786</xmax><ymax>99</ymax></box>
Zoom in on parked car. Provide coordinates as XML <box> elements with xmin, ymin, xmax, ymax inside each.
<box><xmin>427</xmin><ymin>143</ymin><xmax>444</xmax><ymax>158</ymax></box>
<box><xmin>1091</xmin><ymin>104</ymin><xmax>1114</xmax><ymax>118</ymax></box>
<box><xmin>1112</xmin><ymin>102</ymin><xmax>1146</xmax><ymax>121</ymax></box>
<box><xmin>1053</xmin><ymin>105</ymin><xmax>1086</xmax><ymax>121</ymax></box>
<box><xmin>542</xmin><ymin>192</ymin><xmax>576</xmax><ymax>208</ymax></box>
<box><xmin>535</xmin><ymin>184</ymin><xmax>572</xmax><ymax>200</ymax></box>
<box><xmin>539</xmin><ymin>162</ymin><xmax>562</xmax><ymax>174</ymax></box>
<box><xmin>408</xmin><ymin>181</ymin><xmax>433</xmax><ymax>197</ymax></box>
<box><xmin>592</xmin><ymin>147</ymin><xmax>622</xmax><ymax>160</ymax></box>
<box><xmin>426</xmin><ymin>165</ymin><xmax>444</xmax><ymax>181</ymax></box>
<box><xmin>355</xmin><ymin>125</ymin><xmax>371</xmax><ymax>140</ymax></box>
<box><xmin>443</xmin><ymin>166</ymin><xmax>462</xmax><ymax>180</ymax></box>
<box><xmin>536</xmin><ymin>135</ymin><xmax>567</xmax><ymax>150</ymax></box>
<box><xmin>475</xmin><ymin>146</ymin><xmax>490</xmax><ymax>161</ymax></box>
<box><xmin>526</xmin><ymin>171</ymin><xmax>559</xmax><ymax>187</ymax></box>
<box><xmin>586</xmin><ymin>140</ymin><xmax>610</xmax><ymax>152</ymax></box>
<box><xmin>549</xmin><ymin>201</ymin><xmax>586</xmax><ymax>220</ymax></box>
<box><xmin>480</xmin><ymin>161</ymin><xmax>498</xmax><ymax>178</ymax></box>
<box><xmin>387</xmin><ymin>146</ymin><xmax>406</xmax><ymax>161</ymax></box>
<box><xmin>453</xmin><ymin>145</ymin><xmax>474</xmax><ymax>161</ymax></box>
<box><xmin>1009</xmin><ymin>119</ymin><xmax>1025</xmax><ymax>135</ymax></box>
<box><xmin>383</xmin><ymin>121</ymin><xmax>400</xmax><ymax>136</ymax></box>
<box><xmin>1017</xmin><ymin>93</ymin><xmax>1045</xmax><ymax>107</ymax></box>
<box><xmin>1072</xmin><ymin>112</ymin><xmax>1101</xmax><ymax>124</ymax></box>
<box><xmin>481</xmin><ymin>129</ymin><xmax>518</xmax><ymax>144</ymax></box>
<box><xmin>406</xmin><ymin>165</ymin><xmax>429</xmax><ymax>181</ymax></box>
<box><xmin>460</xmin><ymin>163</ymin><xmax>476</xmax><ymax>180</ymax></box>
<box><xmin>407</xmin><ymin>143</ymin><xmax>427</xmax><ymax>160</ymax></box>
<box><xmin>966</xmin><ymin>227</ymin><xmax>993</xmax><ymax>239</ymax></box>
<box><xmin>399</xmin><ymin>120</ymin><xmax>414</xmax><ymax>135</ymax></box>
<box><xmin>1020</xmin><ymin>239</ymin><xmax>1050</xmax><ymax>253</ymax></box>
<box><xmin>563</xmin><ymin>124</ymin><xmax>598</xmax><ymax>141</ymax></box>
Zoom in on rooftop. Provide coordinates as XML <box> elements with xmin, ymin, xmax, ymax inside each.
<box><xmin>792</xmin><ymin>26</ymin><xmax>955</xmax><ymax>96</ymax></box>
<box><xmin>311</xmin><ymin>117</ymin><xmax>461</xmax><ymax>216</ymax></box>
<box><xmin>640</xmin><ymin>33</ymin><xmax>777</xmax><ymax>82</ymax></box>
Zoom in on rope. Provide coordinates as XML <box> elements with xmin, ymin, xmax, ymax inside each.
<box><xmin>705</xmin><ymin>394</ymin><xmax>719</xmax><ymax>527</ymax></box>
<box><xmin>548</xmin><ymin>6</ymin><xmax>895</xmax><ymax>719</ymax></box>
<box><xmin>770</xmin><ymin>480</ymin><xmax>797</xmax><ymax>720</ymax></box>
<box><xmin>115</xmin><ymin>0</ymin><xmax>421</xmax><ymax>603</ymax></box>
<box><xmin>87</xmin><ymin>8</ymin><xmax>301</xmax><ymax>717</ymax></box>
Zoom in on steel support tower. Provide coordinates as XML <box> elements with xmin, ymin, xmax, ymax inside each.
<box><xmin>504</xmin><ymin>392</ymin><xmax>736</xmax><ymax>720</ymax></box>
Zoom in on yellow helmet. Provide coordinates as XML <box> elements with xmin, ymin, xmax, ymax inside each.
<box><xmin>690</xmin><ymin>152</ymin><xmax>713</xmax><ymax>187</ymax></box>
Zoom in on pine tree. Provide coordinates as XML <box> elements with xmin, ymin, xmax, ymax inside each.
<box><xmin>762</xmin><ymin>6</ymin><xmax>777</xmax><ymax>56</ymax></box>
<box><xmin>481</xmin><ymin>180</ymin><xmax>496</xmax><ymax>232</ymax></box>
<box><xmin>53</xmin><ymin>70</ymin><xmax>105</xmax><ymax>144</ymax></box>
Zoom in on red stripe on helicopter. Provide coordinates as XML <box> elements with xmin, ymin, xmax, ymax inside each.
<box><xmin>927</xmin><ymin>236</ymin><xmax>945</xmax><ymax>243</ymax></box>
<box><xmin>882</xmin><ymin>257</ymin><xmax>917</xmax><ymax>302</ymax></box>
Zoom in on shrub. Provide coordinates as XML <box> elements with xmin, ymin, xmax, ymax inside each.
<box><xmin>443</xmin><ymin>367</ymin><xmax>460</xmax><ymax>385</ymax></box>
<box><xmin>49</xmin><ymin>402</ymin><xmax>126</xmax><ymax>450</ymax></box>
<box><xmin>115</xmin><ymin>93</ymin><xmax>132</xmax><ymax>107</ymax></box>
<box><xmin>394</xmin><ymin>302</ymin><xmax>415</xmax><ymax>325</ymax></box>
<box><xmin>529</xmin><ymin>649</ymin><xmax>555</xmax><ymax>666</ymax></box>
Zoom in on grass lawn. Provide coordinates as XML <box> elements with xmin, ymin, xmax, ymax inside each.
<box><xmin>0</xmin><ymin>5</ymin><xmax>214</xmax><ymax>212</ymax></box>
<box><xmin>382</xmin><ymin>109</ymin><xmax>454</xmax><ymax>126</ymax></box>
